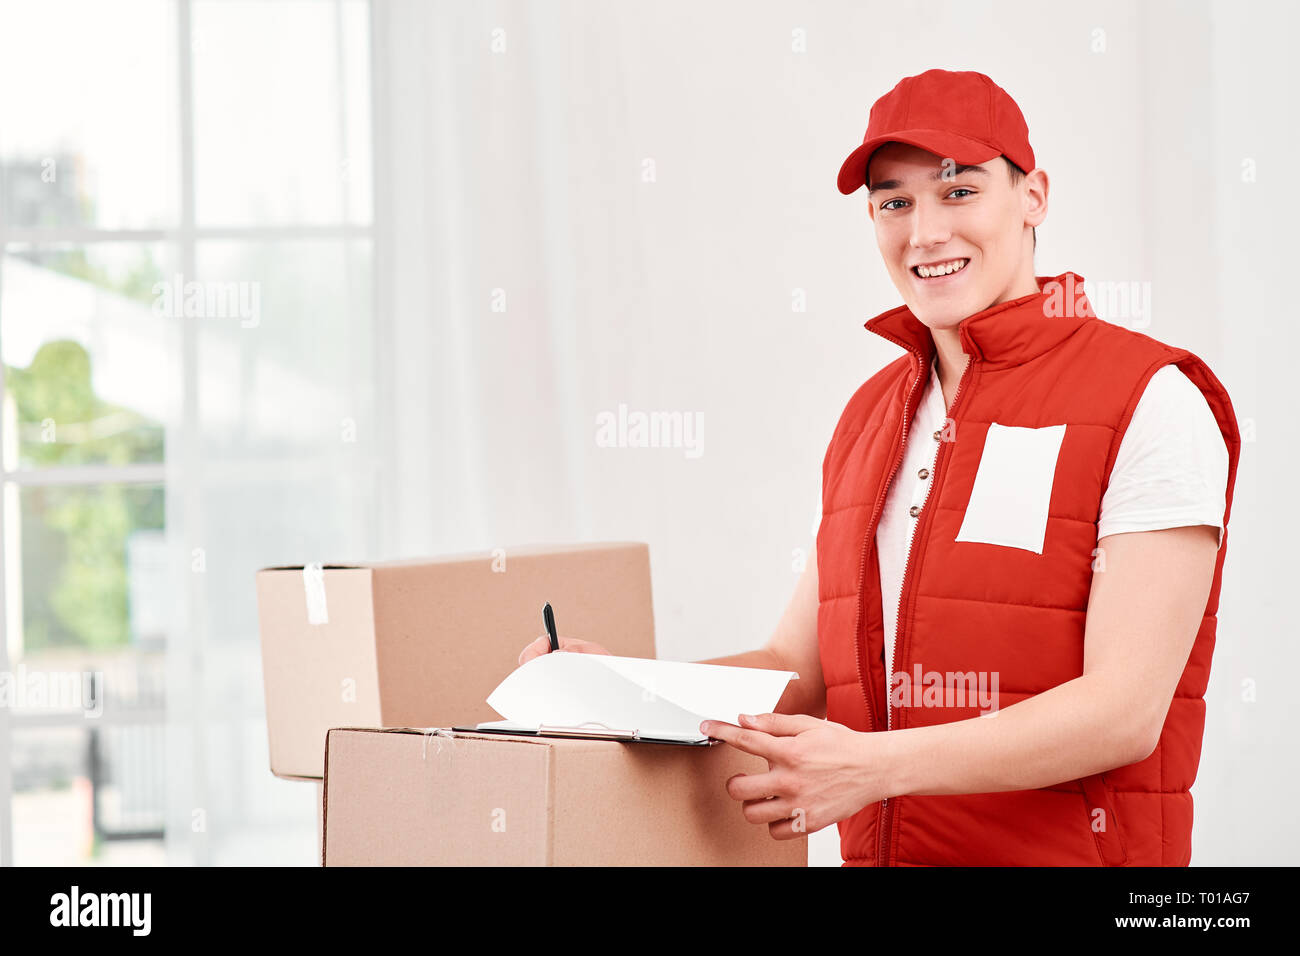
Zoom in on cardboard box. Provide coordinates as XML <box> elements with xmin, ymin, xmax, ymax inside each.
<box><xmin>322</xmin><ymin>728</ymin><xmax>808</xmax><ymax>866</ymax></box>
<box><xmin>256</xmin><ymin>542</ymin><xmax>657</xmax><ymax>780</ymax></box>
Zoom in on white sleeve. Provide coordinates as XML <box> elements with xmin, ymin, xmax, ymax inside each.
<box><xmin>1097</xmin><ymin>364</ymin><xmax>1230</xmax><ymax>551</ymax></box>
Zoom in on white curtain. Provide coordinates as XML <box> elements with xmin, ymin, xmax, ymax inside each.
<box><xmin>370</xmin><ymin>0</ymin><xmax>1290</xmax><ymax>867</ymax></box>
<box><xmin>164</xmin><ymin>0</ymin><xmax>1290</xmax><ymax>866</ymax></box>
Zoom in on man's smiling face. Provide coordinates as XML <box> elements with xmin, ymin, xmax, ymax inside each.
<box><xmin>866</xmin><ymin>141</ymin><xmax>1043</xmax><ymax>330</ymax></box>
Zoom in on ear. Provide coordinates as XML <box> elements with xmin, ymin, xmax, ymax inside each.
<box><xmin>1023</xmin><ymin>167</ymin><xmax>1049</xmax><ymax>229</ymax></box>
<box><xmin>866</xmin><ymin>199</ymin><xmax>876</xmax><ymax>224</ymax></box>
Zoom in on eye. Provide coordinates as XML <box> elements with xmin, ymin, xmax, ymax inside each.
<box><xmin>947</xmin><ymin>188</ymin><xmax>975</xmax><ymax>199</ymax></box>
<box><xmin>881</xmin><ymin>198</ymin><xmax>907</xmax><ymax>211</ymax></box>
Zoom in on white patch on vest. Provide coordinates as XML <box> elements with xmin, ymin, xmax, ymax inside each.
<box><xmin>955</xmin><ymin>422</ymin><xmax>1066</xmax><ymax>554</ymax></box>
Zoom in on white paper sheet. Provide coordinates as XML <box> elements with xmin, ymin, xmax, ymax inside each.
<box><xmin>484</xmin><ymin>653</ymin><xmax>798</xmax><ymax>743</ymax></box>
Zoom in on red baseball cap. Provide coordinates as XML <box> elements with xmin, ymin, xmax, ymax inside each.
<box><xmin>837</xmin><ymin>69</ymin><xmax>1035</xmax><ymax>195</ymax></box>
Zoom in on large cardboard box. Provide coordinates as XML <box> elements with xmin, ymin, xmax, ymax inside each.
<box><xmin>322</xmin><ymin>728</ymin><xmax>808</xmax><ymax>866</ymax></box>
<box><xmin>256</xmin><ymin>542</ymin><xmax>656</xmax><ymax>780</ymax></box>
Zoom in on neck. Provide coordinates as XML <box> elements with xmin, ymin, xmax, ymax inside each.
<box><xmin>930</xmin><ymin>328</ymin><xmax>969</xmax><ymax>406</ymax></box>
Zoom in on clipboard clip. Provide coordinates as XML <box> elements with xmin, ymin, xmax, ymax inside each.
<box><xmin>537</xmin><ymin>721</ymin><xmax>637</xmax><ymax>740</ymax></box>
<box><xmin>450</xmin><ymin>720</ymin><xmax>714</xmax><ymax>746</ymax></box>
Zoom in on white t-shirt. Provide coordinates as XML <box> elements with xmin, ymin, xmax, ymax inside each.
<box><xmin>875</xmin><ymin>357</ymin><xmax>1229</xmax><ymax>697</ymax></box>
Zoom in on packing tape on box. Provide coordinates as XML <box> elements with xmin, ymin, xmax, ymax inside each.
<box><xmin>303</xmin><ymin>562</ymin><xmax>329</xmax><ymax>625</ymax></box>
<box><xmin>421</xmin><ymin>728</ymin><xmax>456</xmax><ymax>761</ymax></box>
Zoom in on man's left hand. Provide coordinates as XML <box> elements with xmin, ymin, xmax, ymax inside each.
<box><xmin>701</xmin><ymin>713</ymin><xmax>892</xmax><ymax>840</ymax></box>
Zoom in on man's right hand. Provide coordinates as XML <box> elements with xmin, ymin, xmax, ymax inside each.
<box><xmin>517</xmin><ymin>635</ymin><xmax>614</xmax><ymax>666</ymax></box>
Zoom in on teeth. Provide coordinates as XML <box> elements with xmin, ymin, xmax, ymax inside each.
<box><xmin>916</xmin><ymin>258</ymin><xmax>968</xmax><ymax>278</ymax></box>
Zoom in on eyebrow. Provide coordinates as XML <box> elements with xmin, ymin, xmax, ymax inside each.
<box><xmin>867</xmin><ymin>164</ymin><xmax>989</xmax><ymax>195</ymax></box>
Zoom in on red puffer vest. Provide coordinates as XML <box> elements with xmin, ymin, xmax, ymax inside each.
<box><xmin>816</xmin><ymin>272</ymin><xmax>1240</xmax><ymax>866</ymax></box>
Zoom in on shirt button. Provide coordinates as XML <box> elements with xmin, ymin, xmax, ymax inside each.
<box><xmin>918</xmin><ymin>468</ymin><xmax>929</xmax><ymax>479</ymax></box>
<box><xmin>932</xmin><ymin>429</ymin><xmax>942</xmax><ymax>441</ymax></box>
<box><xmin>909</xmin><ymin>505</ymin><xmax>921</xmax><ymax>518</ymax></box>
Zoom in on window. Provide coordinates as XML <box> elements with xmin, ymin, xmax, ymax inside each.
<box><xmin>0</xmin><ymin>0</ymin><xmax>374</xmax><ymax>865</ymax></box>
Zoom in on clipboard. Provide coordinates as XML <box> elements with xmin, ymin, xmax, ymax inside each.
<box><xmin>451</xmin><ymin>720</ymin><xmax>717</xmax><ymax>746</ymax></box>
<box><xmin>472</xmin><ymin>650</ymin><xmax>797</xmax><ymax>749</ymax></box>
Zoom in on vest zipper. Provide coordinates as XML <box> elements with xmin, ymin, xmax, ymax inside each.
<box><xmin>845</xmin><ymin>336</ymin><xmax>928</xmax><ymax>864</ymax></box>
<box><xmin>851</xmin><ymin>354</ymin><xmax>927</xmax><ymax>737</ymax></box>
<box><xmin>876</xmin><ymin>353</ymin><xmax>976</xmax><ymax>866</ymax></box>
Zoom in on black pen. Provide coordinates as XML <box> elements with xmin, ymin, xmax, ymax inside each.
<box><xmin>543</xmin><ymin>603</ymin><xmax>559</xmax><ymax>652</ymax></box>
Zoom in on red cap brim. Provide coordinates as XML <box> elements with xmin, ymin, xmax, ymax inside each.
<box><xmin>837</xmin><ymin>130</ymin><xmax>1004</xmax><ymax>195</ymax></box>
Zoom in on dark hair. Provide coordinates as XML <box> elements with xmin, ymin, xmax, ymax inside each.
<box><xmin>1004</xmin><ymin>158</ymin><xmax>1036</xmax><ymax>250</ymax></box>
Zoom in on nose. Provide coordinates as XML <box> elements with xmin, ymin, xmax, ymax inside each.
<box><xmin>909</xmin><ymin>197</ymin><xmax>951</xmax><ymax>251</ymax></box>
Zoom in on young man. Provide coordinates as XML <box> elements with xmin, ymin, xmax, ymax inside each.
<box><xmin>520</xmin><ymin>69</ymin><xmax>1239</xmax><ymax>866</ymax></box>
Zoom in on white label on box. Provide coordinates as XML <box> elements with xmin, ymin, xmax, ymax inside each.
<box><xmin>303</xmin><ymin>562</ymin><xmax>330</xmax><ymax>625</ymax></box>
